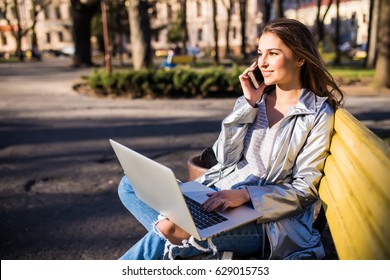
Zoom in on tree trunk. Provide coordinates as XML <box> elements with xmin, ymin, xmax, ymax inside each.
<box><xmin>16</xmin><ymin>29</ymin><xmax>23</xmax><ymax>62</ymax></box>
<box><xmin>13</xmin><ymin>0</ymin><xmax>24</xmax><ymax>62</ymax></box>
<box><xmin>316</xmin><ymin>0</ymin><xmax>332</xmax><ymax>46</ymax></box>
<box><xmin>315</xmin><ymin>0</ymin><xmax>323</xmax><ymax>44</ymax></box>
<box><xmin>212</xmin><ymin>0</ymin><xmax>219</xmax><ymax>65</ymax></box>
<box><xmin>333</xmin><ymin>0</ymin><xmax>341</xmax><ymax>65</ymax></box>
<box><xmin>365</xmin><ymin>0</ymin><xmax>380</xmax><ymax>68</ymax></box>
<box><xmin>115</xmin><ymin>12</ymin><xmax>124</xmax><ymax>67</ymax></box>
<box><xmin>70</xmin><ymin>0</ymin><xmax>99</xmax><ymax>67</ymax></box>
<box><xmin>224</xmin><ymin>0</ymin><xmax>233</xmax><ymax>58</ymax></box>
<box><xmin>128</xmin><ymin>0</ymin><xmax>152</xmax><ymax>69</ymax></box>
<box><xmin>239</xmin><ymin>0</ymin><xmax>247</xmax><ymax>60</ymax></box>
<box><xmin>180</xmin><ymin>0</ymin><xmax>188</xmax><ymax>55</ymax></box>
<box><xmin>374</xmin><ymin>0</ymin><xmax>390</xmax><ymax>88</ymax></box>
<box><xmin>273</xmin><ymin>0</ymin><xmax>284</xmax><ymax>19</ymax></box>
<box><xmin>316</xmin><ymin>0</ymin><xmax>321</xmax><ymax>32</ymax></box>
<box><xmin>263</xmin><ymin>0</ymin><xmax>272</xmax><ymax>23</ymax></box>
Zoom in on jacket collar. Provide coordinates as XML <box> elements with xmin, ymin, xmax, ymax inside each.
<box><xmin>230</xmin><ymin>88</ymin><xmax>329</xmax><ymax>125</ymax></box>
<box><xmin>290</xmin><ymin>88</ymin><xmax>328</xmax><ymax>115</ymax></box>
<box><xmin>258</xmin><ymin>88</ymin><xmax>328</xmax><ymax>116</ymax></box>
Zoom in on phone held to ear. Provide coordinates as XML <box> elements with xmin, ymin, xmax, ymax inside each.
<box><xmin>248</xmin><ymin>64</ymin><xmax>264</xmax><ymax>90</ymax></box>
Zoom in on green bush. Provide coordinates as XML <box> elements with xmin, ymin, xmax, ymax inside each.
<box><xmin>88</xmin><ymin>69</ymin><xmax>125</xmax><ymax>96</ymax></box>
<box><xmin>102</xmin><ymin>71</ymin><xmax>119</xmax><ymax>93</ymax></box>
<box><xmin>88</xmin><ymin>69</ymin><xmax>104</xmax><ymax>90</ymax></box>
<box><xmin>130</xmin><ymin>69</ymin><xmax>150</xmax><ymax>97</ymax></box>
<box><xmin>173</xmin><ymin>68</ymin><xmax>198</xmax><ymax>97</ymax></box>
<box><xmin>228</xmin><ymin>64</ymin><xmax>245</xmax><ymax>93</ymax></box>
<box><xmin>86</xmin><ymin>66</ymin><xmax>244</xmax><ymax>98</ymax></box>
<box><xmin>150</xmin><ymin>69</ymin><xmax>175</xmax><ymax>97</ymax></box>
<box><xmin>86</xmin><ymin>63</ymin><xmax>375</xmax><ymax>99</ymax></box>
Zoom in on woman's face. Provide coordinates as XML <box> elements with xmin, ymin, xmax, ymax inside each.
<box><xmin>257</xmin><ymin>32</ymin><xmax>303</xmax><ymax>88</ymax></box>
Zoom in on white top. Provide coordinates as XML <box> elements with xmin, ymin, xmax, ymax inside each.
<box><xmin>215</xmin><ymin>99</ymin><xmax>280</xmax><ymax>190</ymax></box>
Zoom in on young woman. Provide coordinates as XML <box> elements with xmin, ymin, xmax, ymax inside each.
<box><xmin>117</xmin><ymin>18</ymin><xmax>344</xmax><ymax>260</ymax></box>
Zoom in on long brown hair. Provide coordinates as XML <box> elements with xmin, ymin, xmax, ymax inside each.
<box><xmin>262</xmin><ymin>18</ymin><xmax>344</xmax><ymax>109</ymax></box>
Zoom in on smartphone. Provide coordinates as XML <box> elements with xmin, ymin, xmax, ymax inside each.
<box><xmin>248</xmin><ymin>64</ymin><xmax>264</xmax><ymax>89</ymax></box>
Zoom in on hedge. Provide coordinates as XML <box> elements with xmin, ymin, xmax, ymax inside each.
<box><xmin>87</xmin><ymin>65</ymin><xmax>245</xmax><ymax>98</ymax></box>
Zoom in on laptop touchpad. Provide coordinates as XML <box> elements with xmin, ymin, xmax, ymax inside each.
<box><xmin>183</xmin><ymin>191</ymin><xmax>210</xmax><ymax>204</ymax></box>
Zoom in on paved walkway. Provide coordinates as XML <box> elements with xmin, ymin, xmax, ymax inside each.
<box><xmin>0</xmin><ymin>58</ymin><xmax>389</xmax><ymax>259</ymax></box>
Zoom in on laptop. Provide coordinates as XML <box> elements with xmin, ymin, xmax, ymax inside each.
<box><xmin>110</xmin><ymin>139</ymin><xmax>261</xmax><ymax>241</ymax></box>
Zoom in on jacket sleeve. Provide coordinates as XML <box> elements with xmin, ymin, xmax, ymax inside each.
<box><xmin>247</xmin><ymin>103</ymin><xmax>335</xmax><ymax>223</ymax></box>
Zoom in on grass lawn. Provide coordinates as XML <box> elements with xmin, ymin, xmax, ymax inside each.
<box><xmin>327</xmin><ymin>66</ymin><xmax>375</xmax><ymax>80</ymax></box>
<box><xmin>0</xmin><ymin>57</ymin><xmax>19</xmax><ymax>63</ymax></box>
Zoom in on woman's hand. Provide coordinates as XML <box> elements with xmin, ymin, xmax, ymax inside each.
<box><xmin>239</xmin><ymin>62</ymin><xmax>266</xmax><ymax>107</ymax></box>
<box><xmin>201</xmin><ymin>189</ymin><xmax>251</xmax><ymax>212</ymax></box>
<box><xmin>156</xmin><ymin>189</ymin><xmax>251</xmax><ymax>244</ymax></box>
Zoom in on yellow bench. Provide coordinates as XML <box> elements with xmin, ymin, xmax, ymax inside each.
<box><xmin>188</xmin><ymin>108</ymin><xmax>390</xmax><ymax>259</ymax></box>
<box><xmin>172</xmin><ymin>55</ymin><xmax>195</xmax><ymax>65</ymax></box>
<box><xmin>319</xmin><ymin>108</ymin><xmax>390</xmax><ymax>259</ymax></box>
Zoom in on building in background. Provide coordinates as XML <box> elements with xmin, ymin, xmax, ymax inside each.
<box><xmin>284</xmin><ymin>0</ymin><xmax>369</xmax><ymax>52</ymax></box>
<box><xmin>0</xmin><ymin>0</ymin><xmax>72</xmax><ymax>57</ymax></box>
<box><xmin>0</xmin><ymin>0</ymin><xmax>369</xmax><ymax>58</ymax></box>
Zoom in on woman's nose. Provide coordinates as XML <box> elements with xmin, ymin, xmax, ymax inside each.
<box><xmin>258</xmin><ymin>54</ymin><xmax>268</xmax><ymax>67</ymax></box>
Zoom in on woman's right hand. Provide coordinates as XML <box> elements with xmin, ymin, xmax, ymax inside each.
<box><xmin>239</xmin><ymin>62</ymin><xmax>266</xmax><ymax>107</ymax></box>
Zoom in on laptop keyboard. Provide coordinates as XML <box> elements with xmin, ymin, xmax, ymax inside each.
<box><xmin>184</xmin><ymin>195</ymin><xmax>228</xmax><ymax>230</ymax></box>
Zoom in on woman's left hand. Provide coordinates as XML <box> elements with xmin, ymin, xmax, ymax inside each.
<box><xmin>201</xmin><ymin>189</ymin><xmax>251</xmax><ymax>212</ymax></box>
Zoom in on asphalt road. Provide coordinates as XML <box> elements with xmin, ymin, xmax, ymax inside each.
<box><xmin>1</xmin><ymin>58</ymin><xmax>389</xmax><ymax>259</ymax></box>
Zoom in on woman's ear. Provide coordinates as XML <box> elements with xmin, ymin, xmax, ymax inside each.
<box><xmin>297</xmin><ymin>59</ymin><xmax>305</xmax><ymax>67</ymax></box>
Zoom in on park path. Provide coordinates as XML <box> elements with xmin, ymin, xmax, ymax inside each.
<box><xmin>0</xmin><ymin>58</ymin><xmax>236</xmax><ymax>259</ymax></box>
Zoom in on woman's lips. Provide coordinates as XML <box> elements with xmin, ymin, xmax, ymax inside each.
<box><xmin>262</xmin><ymin>71</ymin><xmax>273</xmax><ymax>78</ymax></box>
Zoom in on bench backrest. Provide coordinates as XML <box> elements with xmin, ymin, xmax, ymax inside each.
<box><xmin>319</xmin><ymin>108</ymin><xmax>390</xmax><ymax>259</ymax></box>
<box><xmin>172</xmin><ymin>55</ymin><xmax>195</xmax><ymax>64</ymax></box>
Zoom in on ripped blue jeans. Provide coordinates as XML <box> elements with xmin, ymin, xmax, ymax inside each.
<box><xmin>118</xmin><ymin>176</ymin><xmax>263</xmax><ymax>260</ymax></box>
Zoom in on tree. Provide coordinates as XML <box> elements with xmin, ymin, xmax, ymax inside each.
<box><xmin>70</xmin><ymin>0</ymin><xmax>100</xmax><ymax>67</ymax></box>
<box><xmin>180</xmin><ymin>0</ymin><xmax>188</xmax><ymax>55</ymax></box>
<box><xmin>260</xmin><ymin>0</ymin><xmax>284</xmax><ymax>21</ymax></box>
<box><xmin>315</xmin><ymin>0</ymin><xmax>332</xmax><ymax>46</ymax></box>
<box><xmin>91</xmin><ymin>0</ymin><xmax>129</xmax><ymax>67</ymax></box>
<box><xmin>167</xmin><ymin>11</ymin><xmax>184</xmax><ymax>48</ymax></box>
<box><xmin>238</xmin><ymin>0</ymin><xmax>247</xmax><ymax>60</ymax></box>
<box><xmin>374</xmin><ymin>0</ymin><xmax>390</xmax><ymax>88</ymax></box>
<box><xmin>221</xmin><ymin>0</ymin><xmax>233</xmax><ymax>58</ymax></box>
<box><xmin>127</xmin><ymin>0</ymin><xmax>152</xmax><ymax>69</ymax></box>
<box><xmin>333</xmin><ymin>0</ymin><xmax>341</xmax><ymax>65</ymax></box>
<box><xmin>0</xmin><ymin>0</ymin><xmax>50</xmax><ymax>62</ymax></box>
<box><xmin>365</xmin><ymin>0</ymin><xmax>380</xmax><ymax>68</ymax></box>
<box><xmin>263</xmin><ymin>0</ymin><xmax>272</xmax><ymax>23</ymax></box>
<box><xmin>273</xmin><ymin>0</ymin><xmax>284</xmax><ymax>19</ymax></box>
<box><xmin>212</xmin><ymin>0</ymin><xmax>219</xmax><ymax>65</ymax></box>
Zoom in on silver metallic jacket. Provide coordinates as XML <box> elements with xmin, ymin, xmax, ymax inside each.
<box><xmin>198</xmin><ymin>88</ymin><xmax>335</xmax><ymax>259</ymax></box>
